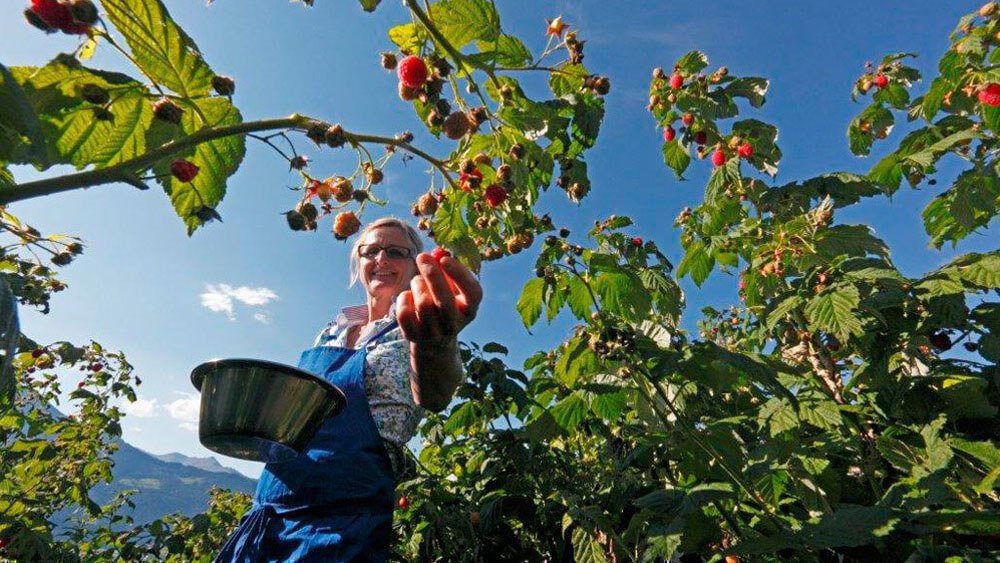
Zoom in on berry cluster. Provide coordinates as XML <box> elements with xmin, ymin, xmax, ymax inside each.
<box><xmin>24</xmin><ymin>0</ymin><xmax>95</xmax><ymax>35</ymax></box>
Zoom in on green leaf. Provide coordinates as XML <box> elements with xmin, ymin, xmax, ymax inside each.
<box><xmin>571</xmin><ymin>527</ymin><xmax>609</xmax><ymax>563</ymax></box>
<box><xmin>798</xmin><ymin>399</ymin><xmax>842</xmax><ymax>430</ymax></box>
<box><xmin>477</xmin><ymin>35</ymin><xmax>532</xmax><ymax>68</ymax></box>
<box><xmin>758</xmin><ymin>398</ymin><xmax>798</xmax><ymax>437</ymax></box>
<box><xmin>811</xmin><ymin>224</ymin><xmax>889</xmax><ymax>263</ymax></box>
<box><xmin>429</xmin><ymin>0</ymin><xmax>500</xmax><ymax>48</ymax></box>
<box><xmin>0</xmin><ymin>62</ymin><xmax>47</xmax><ymax>165</ymax></box>
<box><xmin>565</xmin><ymin>275</ymin><xmax>593</xmax><ymax>320</ymax></box>
<box><xmin>388</xmin><ymin>23</ymin><xmax>425</xmax><ymax>54</ymax></box>
<box><xmin>593</xmin><ymin>270</ymin><xmax>651</xmax><ymax>322</ymax></box>
<box><xmin>553</xmin><ymin>336</ymin><xmax>598</xmax><ymax>387</ymax></box>
<box><xmin>676</xmin><ymin>240</ymin><xmax>714</xmax><ymax>286</ymax></box>
<box><xmin>723</xmin><ymin>77</ymin><xmax>769</xmax><ymax>107</ymax></box>
<box><xmin>431</xmin><ymin>190</ymin><xmax>468</xmax><ymax>246</ymax></box>
<box><xmin>805</xmin><ymin>286</ymin><xmax>863</xmax><ymax>341</ymax></box>
<box><xmin>358</xmin><ymin>0</ymin><xmax>381</xmax><ymax>11</ymax></box>
<box><xmin>46</xmin><ymin>94</ymin><xmax>152</xmax><ymax>169</ymax></box>
<box><xmin>661</xmin><ymin>139</ymin><xmax>690</xmax><ymax>179</ymax></box>
<box><xmin>550</xmin><ymin>392</ymin><xmax>588</xmax><ymax>432</ymax></box>
<box><xmin>443</xmin><ymin>401</ymin><xmax>479</xmax><ymax>435</ymax></box>
<box><xmin>153</xmin><ymin>98</ymin><xmax>245</xmax><ymax>234</ymax></box>
<box><xmin>676</xmin><ymin>51</ymin><xmax>708</xmax><ymax>74</ymax></box>
<box><xmin>571</xmin><ymin>97</ymin><xmax>604</xmax><ymax>150</ymax></box>
<box><xmin>101</xmin><ymin>0</ymin><xmax>215</xmax><ymax>97</ymax></box>
<box><xmin>950</xmin><ymin>252</ymin><xmax>1000</xmax><ymax>289</ymax></box>
<box><xmin>516</xmin><ymin>278</ymin><xmax>544</xmax><ymax>329</ymax></box>
<box><xmin>549</xmin><ymin>64</ymin><xmax>588</xmax><ymax>98</ymax></box>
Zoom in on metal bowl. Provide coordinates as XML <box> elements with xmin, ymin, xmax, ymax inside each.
<box><xmin>191</xmin><ymin>358</ymin><xmax>347</xmax><ymax>463</ymax></box>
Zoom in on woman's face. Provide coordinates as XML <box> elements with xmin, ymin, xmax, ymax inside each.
<box><xmin>358</xmin><ymin>226</ymin><xmax>418</xmax><ymax>304</ymax></box>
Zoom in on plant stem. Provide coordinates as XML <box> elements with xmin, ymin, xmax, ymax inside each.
<box><xmin>3</xmin><ymin>115</ymin><xmax>455</xmax><ymax>204</ymax></box>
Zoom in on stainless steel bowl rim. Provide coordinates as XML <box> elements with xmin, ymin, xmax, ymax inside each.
<box><xmin>190</xmin><ymin>358</ymin><xmax>346</xmax><ymax>407</ymax></box>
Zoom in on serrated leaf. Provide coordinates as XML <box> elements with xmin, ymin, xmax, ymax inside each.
<box><xmin>661</xmin><ymin>139</ymin><xmax>690</xmax><ymax>179</ymax></box>
<box><xmin>758</xmin><ymin>398</ymin><xmax>797</xmax><ymax>437</ymax></box>
<box><xmin>443</xmin><ymin>401</ymin><xmax>479</xmax><ymax>435</ymax></box>
<box><xmin>805</xmin><ymin>286</ymin><xmax>863</xmax><ymax>341</ymax></box>
<box><xmin>477</xmin><ymin>35</ymin><xmax>532</xmax><ymax>68</ymax></box>
<box><xmin>101</xmin><ymin>0</ymin><xmax>215</xmax><ymax>97</ymax></box>
<box><xmin>571</xmin><ymin>527</ymin><xmax>609</xmax><ymax>563</ymax></box>
<box><xmin>676</xmin><ymin>240</ymin><xmax>713</xmax><ymax>286</ymax></box>
<box><xmin>549</xmin><ymin>64</ymin><xmax>588</xmax><ymax>98</ymax></box>
<box><xmin>153</xmin><ymin>97</ymin><xmax>244</xmax><ymax>234</ymax></box>
<box><xmin>798</xmin><ymin>399</ymin><xmax>842</xmax><ymax>430</ymax></box>
<box><xmin>0</xmin><ymin>62</ymin><xmax>47</xmax><ymax>165</ymax></box>
<box><xmin>550</xmin><ymin>392</ymin><xmax>588</xmax><ymax>432</ymax></box>
<box><xmin>571</xmin><ymin>97</ymin><xmax>604</xmax><ymax>150</ymax></box>
<box><xmin>516</xmin><ymin>278</ymin><xmax>544</xmax><ymax>329</ymax></box>
<box><xmin>565</xmin><ymin>275</ymin><xmax>593</xmax><ymax>320</ymax></box>
<box><xmin>429</xmin><ymin>0</ymin><xmax>500</xmax><ymax>48</ymax></box>
<box><xmin>388</xmin><ymin>23</ymin><xmax>425</xmax><ymax>54</ymax></box>
<box><xmin>723</xmin><ymin>77</ymin><xmax>768</xmax><ymax>107</ymax></box>
<box><xmin>676</xmin><ymin>51</ymin><xmax>708</xmax><ymax>74</ymax></box>
<box><xmin>593</xmin><ymin>270</ymin><xmax>650</xmax><ymax>322</ymax></box>
<box><xmin>46</xmin><ymin>94</ymin><xmax>152</xmax><ymax>169</ymax></box>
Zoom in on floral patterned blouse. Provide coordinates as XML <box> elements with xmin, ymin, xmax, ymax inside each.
<box><xmin>314</xmin><ymin>303</ymin><xmax>453</xmax><ymax>477</ymax></box>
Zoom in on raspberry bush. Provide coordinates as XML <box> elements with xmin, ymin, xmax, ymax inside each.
<box><xmin>0</xmin><ymin>0</ymin><xmax>998</xmax><ymax>561</ymax></box>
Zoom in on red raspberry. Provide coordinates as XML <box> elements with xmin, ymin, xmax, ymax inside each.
<box><xmin>397</xmin><ymin>56</ymin><xmax>428</xmax><ymax>89</ymax></box>
<box><xmin>681</xmin><ymin>113</ymin><xmax>694</xmax><ymax>127</ymax></box>
<box><xmin>978</xmin><ymin>83</ymin><xmax>1000</xmax><ymax>107</ymax></box>
<box><xmin>90</xmin><ymin>362</ymin><xmax>103</xmax><ymax>372</ymax></box>
<box><xmin>737</xmin><ymin>141</ymin><xmax>753</xmax><ymax>158</ymax></box>
<box><xmin>459</xmin><ymin>168</ymin><xmax>482</xmax><ymax>192</ymax></box>
<box><xmin>398</xmin><ymin>496</ymin><xmax>410</xmax><ymax>509</ymax></box>
<box><xmin>669</xmin><ymin>72</ymin><xmax>683</xmax><ymax>89</ymax></box>
<box><xmin>77</xmin><ymin>381</ymin><xmax>85</xmax><ymax>389</ymax></box>
<box><xmin>872</xmin><ymin>74</ymin><xmax>888</xmax><ymax>89</ymax></box>
<box><xmin>694</xmin><ymin>131</ymin><xmax>707</xmax><ymax>145</ymax></box>
<box><xmin>663</xmin><ymin>126</ymin><xmax>676</xmax><ymax>142</ymax></box>
<box><xmin>30</xmin><ymin>0</ymin><xmax>89</xmax><ymax>35</ymax></box>
<box><xmin>484</xmin><ymin>184</ymin><xmax>507</xmax><ymax>208</ymax></box>
<box><xmin>738</xmin><ymin>277</ymin><xmax>747</xmax><ymax>291</ymax></box>
<box><xmin>169</xmin><ymin>159</ymin><xmax>200</xmax><ymax>182</ymax></box>
<box><xmin>431</xmin><ymin>247</ymin><xmax>451</xmax><ymax>264</ymax></box>
<box><xmin>711</xmin><ymin>148</ymin><xmax>726</xmax><ymax>167</ymax></box>
<box><xmin>630</xmin><ymin>237</ymin><xmax>643</xmax><ymax>247</ymax></box>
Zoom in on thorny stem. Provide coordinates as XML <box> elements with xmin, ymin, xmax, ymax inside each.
<box><xmin>2</xmin><ymin>115</ymin><xmax>457</xmax><ymax>204</ymax></box>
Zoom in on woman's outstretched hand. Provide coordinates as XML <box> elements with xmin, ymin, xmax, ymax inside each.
<box><xmin>395</xmin><ymin>252</ymin><xmax>482</xmax><ymax>349</ymax></box>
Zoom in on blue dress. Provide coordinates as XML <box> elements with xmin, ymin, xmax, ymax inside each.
<box><xmin>215</xmin><ymin>321</ymin><xmax>400</xmax><ymax>562</ymax></box>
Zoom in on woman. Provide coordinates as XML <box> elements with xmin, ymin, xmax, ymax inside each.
<box><xmin>216</xmin><ymin>217</ymin><xmax>482</xmax><ymax>562</ymax></box>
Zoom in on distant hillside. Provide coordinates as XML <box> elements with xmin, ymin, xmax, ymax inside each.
<box><xmin>151</xmin><ymin>451</ymin><xmax>246</xmax><ymax>476</ymax></box>
<box><xmin>85</xmin><ymin>440</ymin><xmax>257</xmax><ymax>525</ymax></box>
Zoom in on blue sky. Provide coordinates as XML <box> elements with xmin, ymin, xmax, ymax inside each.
<box><xmin>2</xmin><ymin>1</ymin><xmax>992</xmax><ymax>478</ymax></box>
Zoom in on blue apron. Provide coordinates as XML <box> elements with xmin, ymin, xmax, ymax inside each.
<box><xmin>215</xmin><ymin>320</ymin><xmax>400</xmax><ymax>562</ymax></box>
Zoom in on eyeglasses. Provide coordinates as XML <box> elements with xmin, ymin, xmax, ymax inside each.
<box><xmin>358</xmin><ymin>244</ymin><xmax>416</xmax><ymax>260</ymax></box>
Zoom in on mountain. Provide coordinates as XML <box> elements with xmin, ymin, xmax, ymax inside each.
<box><xmin>84</xmin><ymin>441</ymin><xmax>257</xmax><ymax>525</ymax></box>
<box><xmin>150</xmin><ymin>451</ymin><xmax>246</xmax><ymax>476</ymax></box>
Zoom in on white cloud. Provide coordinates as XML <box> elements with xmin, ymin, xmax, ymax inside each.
<box><xmin>253</xmin><ymin>312</ymin><xmax>271</xmax><ymax>324</ymax></box>
<box><xmin>122</xmin><ymin>396</ymin><xmax>157</xmax><ymax>418</ymax></box>
<box><xmin>179</xmin><ymin>422</ymin><xmax>199</xmax><ymax>432</ymax></box>
<box><xmin>166</xmin><ymin>393</ymin><xmax>200</xmax><ymax>423</ymax></box>
<box><xmin>200</xmin><ymin>284</ymin><xmax>279</xmax><ymax>320</ymax></box>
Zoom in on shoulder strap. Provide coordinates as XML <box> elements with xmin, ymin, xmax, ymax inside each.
<box><xmin>358</xmin><ymin>318</ymin><xmax>399</xmax><ymax>348</ymax></box>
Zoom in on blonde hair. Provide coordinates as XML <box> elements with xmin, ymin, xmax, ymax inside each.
<box><xmin>348</xmin><ymin>216</ymin><xmax>423</xmax><ymax>287</ymax></box>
